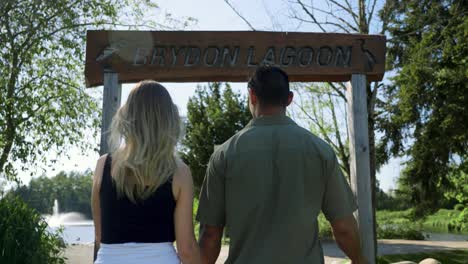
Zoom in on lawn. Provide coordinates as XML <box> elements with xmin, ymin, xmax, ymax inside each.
<box><xmin>377</xmin><ymin>209</ymin><xmax>467</xmax><ymax>234</ymax></box>
<box><xmin>193</xmin><ymin>198</ymin><xmax>466</xmax><ymax>241</ymax></box>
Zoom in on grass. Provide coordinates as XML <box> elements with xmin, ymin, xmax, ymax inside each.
<box><xmin>376</xmin><ymin>250</ymin><xmax>468</xmax><ymax>264</ymax></box>
<box><xmin>422</xmin><ymin>209</ymin><xmax>463</xmax><ymax>233</ymax></box>
<box><xmin>193</xmin><ymin>198</ymin><xmax>465</xmax><ymax>242</ymax></box>
<box><xmin>377</xmin><ymin>209</ymin><xmax>467</xmax><ymax>234</ymax></box>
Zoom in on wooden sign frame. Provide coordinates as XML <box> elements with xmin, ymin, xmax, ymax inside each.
<box><xmin>85</xmin><ymin>30</ymin><xmax>385</xmax><ymax>87</ymax></box>
<box><xmin>86</xmin><ymin>30</ymin><xmax>385</xmax><ymax>264</ymax></box>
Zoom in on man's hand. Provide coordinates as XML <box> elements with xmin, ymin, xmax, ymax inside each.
<box><xmin>198</xmin><ymin>224</ymin><xmax>224</xmax><ymax>264</ymax></box>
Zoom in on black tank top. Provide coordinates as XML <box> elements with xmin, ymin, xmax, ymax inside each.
<box><xmin>100</xmin><ymin>155</ymin><xmax>176</xmax><ymax>244</ymax></box>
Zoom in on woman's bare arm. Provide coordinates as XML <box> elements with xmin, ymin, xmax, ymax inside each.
<box><xmin>173</xmin><ymin>161</ymin><xmax>201</xmax><ymax>264</ymax></box>
<box><xmin>91</xmin><ymin>154</ymin><xmax>107</xmax><ymax>261</ymax></box>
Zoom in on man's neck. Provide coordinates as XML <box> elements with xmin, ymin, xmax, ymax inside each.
<box><xmin>254</xmin><ymin>107</ymin><xmax>286</xmax><ymax>118</ymax></box>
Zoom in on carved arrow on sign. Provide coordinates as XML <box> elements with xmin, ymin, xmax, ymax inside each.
<box><xmin>96</xmin><ymin>39</ymin><xmax>128</xmax><ymax>62</ymax></box>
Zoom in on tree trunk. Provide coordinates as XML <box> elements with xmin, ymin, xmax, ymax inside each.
<box><xmin>0</xmin><ymin>129</ymin><xmax>15</xmax><ymax>176</ymax></box>
<box><xmin>0</xmin><ymin>53</ymin><xmax>19</xmax><ymax>178</ymax></box>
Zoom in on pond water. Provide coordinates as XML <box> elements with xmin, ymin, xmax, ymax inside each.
<box><xmin>49</xmin><ymin>224</ymin><xmax>95</xmax><ymax>244</ymax></box>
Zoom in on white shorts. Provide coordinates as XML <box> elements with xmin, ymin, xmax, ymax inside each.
<box><xmin>95</xmin><ymin>242</ymin><xmax>180</xmax><ymax>264</ymax></box>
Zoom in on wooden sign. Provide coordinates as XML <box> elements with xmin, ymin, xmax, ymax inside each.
<box><xmin>85</xmin><ymin>30</ymin><xmax>385</xmax><ymax>87</ymax></box>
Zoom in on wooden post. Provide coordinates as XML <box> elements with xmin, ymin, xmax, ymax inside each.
<box><xmin>99</xmin><ymin>71</ymin><xmax>121</xmax><ymax>155</ymax></box>
<box><xmin>347</xmin><ymin>74</ymin><xmax>376</xmax><ymax>263</ymax></box>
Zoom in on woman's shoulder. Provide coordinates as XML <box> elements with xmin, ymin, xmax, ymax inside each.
<box><xmin>171</xmin><ymin>158</ymin><xmax>193</xmax><ymax>200</ymax></box>
<box><xmin>93</xmin><ymin>154</ymin><xmax>110</xmax><ymax>187</ymax></box>
<box><xmin>173</xmin><ymin>157</ymin><xmax>191</xmax><ymax>179</ymax></box>
<box><xmin>96</xmin><ymin>154</ymin><xmax>110</xmax><ymax>170</ymax></box>
<box><xmin>172</xmin><ymin>157</ymin><xmax>193</xmax><ymax>187</ymax></box>
<box><xmin>98</xmin><ymin>153</ymin><xmax>109</xmax><ymax>164</ymax></box>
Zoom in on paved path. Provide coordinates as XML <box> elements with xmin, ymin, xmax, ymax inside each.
<box><xmin>65</xmin><ymin>240</ymin><xmax>468</xmax><ymax>264</ymax></box>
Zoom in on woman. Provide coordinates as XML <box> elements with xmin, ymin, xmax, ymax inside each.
<box><xmin>91</xmin><ymin>80</ymin><xmax>201</xmax><ymax>264</ymax></box>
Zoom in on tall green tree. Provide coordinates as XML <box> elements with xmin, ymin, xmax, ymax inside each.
<box><xmin>377</xmin><ymin>0</ymin><xmax>468</xmax><ymax>214</ymax></box>
<box><xmin>181</xmin><ymin>83</ymin><xmax>251</xmax><ymax>191</ymax></box>
<box><xmin>0</xmin><ymin>0</ymin><xmax>193</xmax><ymax>181</ymax></box>
<box><xmin>9</xmin><ymin>170</ymin><xmax>93</xmax><ymax>218</ymax></box>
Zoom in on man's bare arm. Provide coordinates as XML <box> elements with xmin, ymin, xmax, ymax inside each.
<box><xmin>330</xmin><ymin>215</ymin><xmax>366</xmax><ymax>264</ymax></box>
<box><xmin>198</xmin><ymin>224</ymin><xmax>223</xmax><ymax>264</ymax></box>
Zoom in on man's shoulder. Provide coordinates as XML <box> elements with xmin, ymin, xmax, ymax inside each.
<box><xmin>215</xmin><ymin>126</ymin><xmax>253</xmax><ymax>153</ymax></box>
<box><xmin>215</xmin><ymin>122</ymin><xmax>335</xmax><ymax>161</ymax></box>
<box><xmin>288</xmin><ymin>124</ymin><xmax>336</xmax><ymax>160</ymax></box>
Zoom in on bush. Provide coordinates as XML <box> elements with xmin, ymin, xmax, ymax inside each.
<box><xmin>422</xmin><ymin>208</ymin><xmax>464</xmax><ymax>233</ymax></box>
<box><xmin>376</xmin><ymin>210</ymin><xmax>425</xmax><ymax>240</ymax></box>
<box><xmin>317</xmin><ymin>213</ymin><xmax>333</xmax><ymax>239</ymax></box>
<box><xmin>448</xmin><ymin>208</ymin><xmax>468</xmax><ymax>232</ymax></box>
<box><xmin>454</xmin><ymin>204</ymin><xmax>464</xmax><ymax>211</ymax></box>
<box><xmin>377</xmin><ymin>225</ymin><xmax>425</xmax><ymax>240</ymax></box>
<box><xmin>0</xmin><ymin>195</ymin><xmax>66</xmax><ymax>264</ymax></box>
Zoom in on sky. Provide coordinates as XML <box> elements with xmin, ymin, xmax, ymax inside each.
<box><xmin>14</xmin><ymin>0</ymin><xmax>402</xmax><ymax>192</ymax></box>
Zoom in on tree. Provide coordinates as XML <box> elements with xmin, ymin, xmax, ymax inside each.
<box><xmin>0</xmin><ymin>0</ymin><xmax>194</xmax><ymax>181</ymax></box>
<box><xmin>377</xmin><ymin>0</ymin><xmax>468</xmax><ymax>214</ymax></box>
<box><xmin>445</xmin><ymin>169</ymin><xmax>468</xmax><ymax>206</ymax></box>
<box><xmin>8</xmin><ymin>170</ymin><xmax>93</xmax><ymax>218</ymax></box>
<box><xmin>180</xmin><ymin>83</ymin><xmax>251</xmax><ymax>191</ymax></box>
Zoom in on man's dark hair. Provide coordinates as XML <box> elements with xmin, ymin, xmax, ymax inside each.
<box><xmin>248</xmin><ymin>65</ymin><xmax>290</xmax><ymax>106</ymax></box>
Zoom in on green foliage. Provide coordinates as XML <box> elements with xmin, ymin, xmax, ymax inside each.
<box><xmin>0</xmin><ymin>0</ymin><xmax>191</xmax><ymax>181</ymax></box>
<box><xmin>454</xmin><ymin>204</ymin><xmax>464</xmax><ymax>211</ymax></box>
<box><xmin>317</xmin><ymin>213</ymin><xmax>333</xmax><ymax>239</ymax></box>
<box><xmin>376</xmin><ymin>209</ymin><xmax>425</xmax><ymax>240</ymax></box>
<box><xmin>376</xmin><ymin>188</ymin><xmax>412</xmax><ymax>211</ymax></box>
<box><xmin>377</xmin><ymin>0</ymin><xmax>468</xmax><ymax>212</ymax></box>
<box><xmin>377</xmin><ymin>209</ymin><xmax>414</xmax><ymax>223</ymax></box>
<box><xmin>377</xmin><ymin>250</ymin><xmax>468</xmax><ymax>264</ymax></box>
<box><xmin>445</xmin><ymin>168</ymin><xmax>468</xmax><ymax>205</ymax></box>
<box><xmin>377</xmin><ymin>225</ymin><xmax>425</xmax><ymax>240</ymax></box>
<box><xmin>0</xmin><ymin>195</ymin><xmax>66</xmax><ymax>264</ymax></box>
<box><xmin>180</xmin><ymin>83</ymin><xmax>251</xmax><ymax>191</ymax></box>
<box><xmin>318</xmin><ymin>208</ymin><xmax>467</xmax><ymax>241</ymax></box>
<box><xmin>448</xmin><ymin>208</ymin><xmax>467</xmax><ymax>233</ymax></box>
<box><xmin>317</xmin><ymin>210</ymin><xmax>425</xmax><ymax>240</ymax></box>
<box><xmin>378</xmin><ymin>208</ymin><xmax>468</xmax><ymax>234</ymax></box>
<box><xmin>8</xmin><ymin>170</ymin><xmax>93</xmax><ymax>218</ymax></box>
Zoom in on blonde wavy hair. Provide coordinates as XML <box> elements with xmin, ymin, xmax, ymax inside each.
<box><xmin>109</xmin><ymin>80</ymin><xmax>181</xmax><ymax>203</ymax></box>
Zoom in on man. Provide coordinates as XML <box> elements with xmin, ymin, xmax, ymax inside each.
<box><xmin>197</xmin><ymin>66</ymin><xmax>365</xmax><ymax>264</ymax></box>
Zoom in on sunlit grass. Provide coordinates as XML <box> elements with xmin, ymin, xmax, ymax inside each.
<box><xmin>192</xmin><ymin>199</ymin><xmax>465</xmax><ymax>244</ymax></box>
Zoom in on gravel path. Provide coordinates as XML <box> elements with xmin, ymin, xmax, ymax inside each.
<box><xmin>65</xmin><ymin>240</ymin><xmax>468</xmax><ymax>264</ymax></box>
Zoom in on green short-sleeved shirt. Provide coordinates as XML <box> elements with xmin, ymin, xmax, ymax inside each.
<box><xmin>197</xmin><ymin>115</ymin><xmax>357</xmax><ymax>264</ymax></box>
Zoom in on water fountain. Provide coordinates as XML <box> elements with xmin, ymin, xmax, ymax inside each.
<box><xmin>44</xmin><ymin>199</ymin><xmax>95</xmax><ymax>244</ymax></box>
<box><xmin>45</xmin><ymin>199</ymin><xmax>93</xmax><ymax>227</ymax></box>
